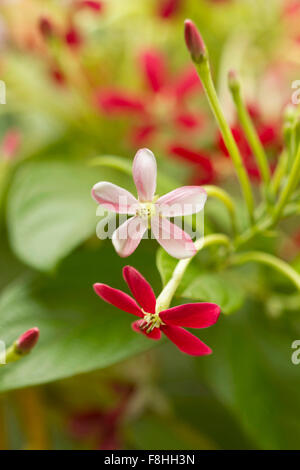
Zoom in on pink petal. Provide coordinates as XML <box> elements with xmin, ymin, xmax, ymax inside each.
<box><xmin>93</xmin><ymin>284</ymin><xmax>143</xmax><ymax>317</ymax></box>
<box><xmin>160</xmin><ymin>303</ymin><xmax>220</xmax><ymax>328</ymax></box>
<box><xmin>132</xmin><ymin>148</ymin><xmax>157</xmax><ymax>202</ymax></box>
<box><xmin>92</xmin><ymin>182</ymin><xmax>138</xmax><ymax>214</ymax></box>
<box><xmin>95</xmin><ymin>89</ymin><xmax>145</xmax><ymax>114</ymax></box>
<box><xmin>161</xmin><ymin>325</ymin><xmax>212</xmax><ymax>355</ymax></box>
<box><xmin>172</xmin><ymin>66</ymin><xmax>200</xmax><ymax>100</ymax></box>
<box><xmin>151</xmin><ymin>216</ymin><xmax>196</xmax><ymax>259</ymax></box>
<box><xmin>112</xmin><ymin>216</ymin><xmax>148</xmax><ymax>257</ymax></box>
<box><xmin>123</xmin><ymin>266</ymin><xmax>156</xmax><ymax>314</ymax></box>
<box><xmin>132</xmin><ymin>320</ymin><xmax>162</xmax><ymax>340</ymax></box>
<box><xmin>139</xmin><ymin>49</ymin><xmax>167</xmax><ymax>93</ymax></box>
<box><xmin>156</xmin><ymin>186</ymin><xmax>207</xmax><ymax>217</ymax></box>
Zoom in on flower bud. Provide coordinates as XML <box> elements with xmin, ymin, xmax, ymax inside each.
<box><xmin>39</xmin><ymin>17</ymin><xmax>54</xmax><ymax>39</ymax></box>
<box><xmin>2</xmin><ymin>130</ymin><xmax>21</xmax><ymax>161</ymax></box>
<box><xmin>16</xmin><ymin>328</ymin><xmax>40</xmax><ymax>354</ymax></box>
<box><xmin>184</xmin><ymin>19</ymin><xmax>206</xmax><ymax>63</ymax></box>
<box><xmin>228</xmin><ymin>69</ymin><xmax>240</xmax><ymax>92</ymax></box>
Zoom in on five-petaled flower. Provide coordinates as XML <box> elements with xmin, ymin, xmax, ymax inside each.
<box><xmin>93</xmin><ymin>266</ymin><xmax>220</xmax><ymax>356</ymax></box>
<box><xmin>92</xmin><ymin>148</ymin><xmax>207</xmax><ymax>259</ymax></box>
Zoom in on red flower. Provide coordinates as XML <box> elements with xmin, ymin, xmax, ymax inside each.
<box><xmin>93</xmin><ymin>266</ymin><xmax>220</xmax><ymax>356</ymax></box>
<box><xmin>95</xmin><ymin>49</ymin><xmax>203</xmax><ymax>148</ymax></box>
<box><xmin>69</xmin><ymin>383</ymin><xmax>133</xmax><ymax>450</ymax></box>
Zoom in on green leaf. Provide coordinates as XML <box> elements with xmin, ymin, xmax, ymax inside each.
<box><xmin>196</xmin><ymin>302</ymin><xmax>300</xmax><ymax>449</ymax></box>
<box><xmin>128</xmin><ymin>414</ymin><xmax>216</xmax><ymax>450</ymax></box>
<box><xmin>6</xmin><ymin>159</ymin><xmax>131</xmax><ymax>272</ymax></box>
<box><xmin>0</xmin><ymin>244</ymin><xmax>161</xmax><ymax>393</ymax></box>
<box><xmin>182</xmin><ymin>273</ymin><xmax>245</xmax><ymax>314</ymax></box>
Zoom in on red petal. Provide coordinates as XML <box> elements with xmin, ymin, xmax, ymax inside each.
<box><xmin>132</xmin><ymin>320</ymin><xmax>162</xmax><ymax>340</ymax></box>
<box><xmin>95</xmin><ymin>89</ymin><xmax>145</xmax><ymax>115</ymax></box>
<box><xmin>161</xmin><ymin>325</ymin><xmax>212</xmax><ymax>355</ymax></box>
<box><xmin>123</xmin><ymin>266</ymin><xmax>156</xmax><ymax>314</ymax></box>
<box><xmin>157</xmin><ymin>0</ymin><xmax>181</xmax><ymax>19</ymax></box>
<box><xmin>172</xmin><ymin>66</ymin><xmax>201</xmax><ymax>100</ymax></box>
<box><xmin>76</xmin><ymin>1</ymin><xmax>103</xmax><ymax>12</ymax></box>
<box><xmin>130</xmin><ymin>124</ymin><xmax>157</xmax><ymax>146</ymax></box>
<box><xmin>139</xmin><ymin>49</ymin><xmax>167</xmax><ymax>93</ymax></box>
<box><xmin>93</xmin><ymin>284</ymin><xmax>143</xmax><ymax>317</ymax></box>
<box><xmin>175</xmin><ymin>112</ymin><xmax>203</xmax><ymax>130</ymax></box>
<box><xmin>168</xmin><ymin>144</ymin><xmax>216</xmax><ymax>184</ymax></box>
<box><xmin>65</xmin><ymin>28</ymin><xmax>82</xmax><ymax>49</ymax></box>
<box><xmin>160</xmin><ymin>303</ymin><xmax>220</xmax><ymax>328</ymax></box>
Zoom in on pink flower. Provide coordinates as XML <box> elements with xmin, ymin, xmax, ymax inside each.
<box><xmin>92</xmin><ymin>148</ymin><xmax>207</xmax><ymax>259</ymax></box>
<box><xmin>94</xmin><ymin>266</ymin><xmax>220</xmax><ymax>356</ymax></box>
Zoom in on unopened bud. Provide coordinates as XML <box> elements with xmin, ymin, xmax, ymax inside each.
<box><xmin>16</xmin><ymin>328</ymin><xmax>39</xmax><ymax>354</ymax></box>
<box><xmin>184</xmin><ymin>19</ymin><xmax>206</xmax><ymax>63</ymax></box>
<box><xmin>39</xmin><ymin>17</ymin><xmax>54</xmax><ymax>39</ymax></box>
<box><xmin>76</xmin><ymin>1</ymin><xmax>102</xmax><ymax>12</ymax></box>
<box><xmin>228</xmin><ymin>69</ymin><xmax>240</xmax><ymax>92</ymax></box>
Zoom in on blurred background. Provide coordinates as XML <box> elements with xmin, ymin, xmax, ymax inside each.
<box><xmin>0</xmin><ymin>0</ymin><xmax>300</xmax><ymax>450</ymax></box>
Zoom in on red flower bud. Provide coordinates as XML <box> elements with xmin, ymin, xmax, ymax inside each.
<box><xmin>16</xmin><ymin>328</ymin><xmax>39</xmax><ymax>354</ymax></box>
<box><xmin>2</xmin><ymin>129</ymin><xmax>21</xmax><ymax>161</ymax></box>
<box><xmin>76</xmin><ymin>1</ymin><xmax>102</xmax><ymax>12</ymax></box>
<box><xmin>228</xmin><ymin>69</ymin><xmax>240</xmax><ymax>91</ymax></box>
<box><xmin>184</xmin><ymin>19</ymin><xmax>206</xmax><ymax>63</ymax></box>
<box><xmin>65</xmin><ymin>28</ymin><xmax>82</xmax><ymax>49</ymax></box>
<box><xmin>39</xmin><ymin>17</ymin><xmax>54</xmax><ymax>39</ymax></box>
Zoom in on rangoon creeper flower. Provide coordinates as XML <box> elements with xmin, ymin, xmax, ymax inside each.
<box><xmin>94</xmin><ymin>266</ymin><xmax>220</xmax><ymax>356</ymax></box>
<box><xmin>92</xmin><ymin>148</ymin><xmax>207</xmax><ymax>259</ymax></box>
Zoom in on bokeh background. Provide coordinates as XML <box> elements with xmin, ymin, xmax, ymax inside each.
<box><xmin>0</xmin><ymin>0</ymin><xmax>300</xmax><ymax>450</ymax></box>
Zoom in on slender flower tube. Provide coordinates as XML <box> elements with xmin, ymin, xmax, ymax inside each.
<box><xmin>94</xmin><ymin>266</ymin><xmax>220</xmax><ymax>356</ymax></box>
<box><xmin>92</xmin><ymin>148</ymin><xmax>207</xmax><ymax>259</ymax></box>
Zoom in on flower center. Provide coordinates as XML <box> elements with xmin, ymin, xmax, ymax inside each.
<box><xmin>140</xmin><ymin>311</ymin><xmax>164</xmax><ymax>333</ymax></box>
<box><xmin>136</xmin><ymin>202</ymin><xmax>156</xmax><ymax>219</ymax></box>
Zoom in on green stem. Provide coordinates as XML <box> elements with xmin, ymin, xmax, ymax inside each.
<box><xmin>195</xmin><ymin>60</ymin><xmax>255</xmax><ymax>223</ymax></box>
<box><xmin>155</xmin><ymin>234</ymin><xmax>231</xmax><ymax>312</ymax></box>
<box><xmin>269</xmin><ymin>151</ymin><xmax>287</xmax><ymax>197</ymax></box>
<box><xmin>203</xmin><ymin>185</ymin><xmax>237</xmax><ymax>234</ymax></box>
<box><xmin>229</xmin><ymin>83</ymin><xmax>271</xmax><ymax>186</ymax></box>
<box><xmin>0</xmin><ymin>343</ymin><xmax>25</xmax><ymax>367</ymax></box>
<box><xmin>273</xmin><ymin>142</ymin><xmax>300</xmax><ymax>224</ymax></box>
<box><xmin>230</xmin><ymin>251</ymin><xmax>300</xmax><ymax>291</ymax></box>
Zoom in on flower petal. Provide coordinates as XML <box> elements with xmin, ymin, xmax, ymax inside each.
<box><xmin>123</xmin><ymin>266</ymin><xmax>156</xmax><ymax>314</ymax></box>
<box><xmin>93</xmin><ymin>284</ymin><xmax>143</xmax><ymax>317</ymax></box>
<box><xmin>112</xmin><ymin>216</ymin><xmax>148</xmax><ymax>257</ymax></box>
<box><xmin>151</xmin><ymin>216</ymin><xmax>196</xmax><ymax>259</ymax></box>
<box><xmin>132</xmin><ymin>320</ymin><xmax>162</xmax><ymax>340</ymax></box>
<box><xmin>95</xmin><ymin>89</ymin><xmax>145</xmax><ymax>114</ymax></box>
<box><xmin>132</xmin><ymin>148</ymin><xmax>157</xmax><ymax>202</ymax></box>
<box><xmin>139</xmin><ymin>49</ymin><xmax>167</xmax><ymax>93</ymax></box>
<box><xmin>161</xmin><ymin>325</ymin><xmax>211</xmax><ymax>355</ymax></box>
<box><xmin>92</xmin><ymin>182</ymin><xmax>138</xmax><ymax>214</ymax></box>
<box><xmin>160</xmin><ymin>303</ymin><xmax>220</xmax><ymax>328</ymax></box>
<box><xmin>156</xmin><ymin>186</ymin><xmax>207</xmax><ymax>216</ymax></box>
<box><xmin>172</xmin><ymin>66</ymin><xmax>200</xmax><ymax>100</ymax></box>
